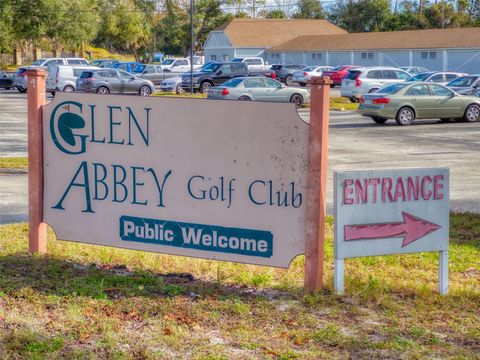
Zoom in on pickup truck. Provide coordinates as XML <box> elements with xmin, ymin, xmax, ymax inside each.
<box><xmin>159</xmin><ymin>58</ymin><xmax>202</xmax><ymax>72</ymax></box>
<box><xmin>231</xmin><ymin>57</ymin><xmax>269</xmax><ymax>75</ymax></box>
<box><xmin>133</xmin><ymin>64</ymin><xmax>179</xmax><ymax>85</ymax></box>
<box><xmin>180</xmin><ymin>62</ymin><xmax>249</xmax><ymax>93</ymax></box>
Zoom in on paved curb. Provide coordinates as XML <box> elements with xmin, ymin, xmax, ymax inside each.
<box><xmin>0</xmin><ymin>168</ymin><xmax>28</xmax><ymax>175</ymax></box>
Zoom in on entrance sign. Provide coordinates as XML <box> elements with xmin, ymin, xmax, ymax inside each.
<box><xmin>334</xmin><ymin>168</ymin><xmax>450</xmax><ymax>294</ymax></box>
<box><xmin>43</xmin><ymin>93</ymin><xmax>310</xmax><ymax>267</ymax></box>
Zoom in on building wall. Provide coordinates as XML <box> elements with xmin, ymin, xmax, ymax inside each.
<box><xmin>266</xmin><ymin>48</ymin><xmax>480</xmax><ymax>72</ymax></box>
<box><xmin>204</xmin><ymin>48</ymin><xmax>236</xmax><ymax>62</ymax></box>
<box><xmin>447</xmin><ymin>49</ymin><xmax>480</xmax><ymax>73</ymax></box>
<box><xmin>382</xmin><ymin>51</ymin><xmax>411</xmax><ymax>67</ymax></box>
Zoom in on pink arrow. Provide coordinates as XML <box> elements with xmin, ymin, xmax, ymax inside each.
<box><xmin>344</xmin><ymin>212</ymin><xmax>441</xmax><ymax>247</ymax></box>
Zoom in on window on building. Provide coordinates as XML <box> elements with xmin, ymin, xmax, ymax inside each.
<box><xmin>270</xmin><ymin>53</ymin><xmax>280</xmax><ymax>60</ymax></box>
<box><xmin>223</xmin><ymin>55</ymin><xmax>230</xmax><ymax>61</ymax></box>
<box><xmin>210</xmin><ymin>55</ymin><xmax>217</xmax><ymax>61</ymax></box>
<box><xmin>312</xmin><ymin>53</ymin><xmax>322</xmax><ymax>60</ymax></box>
<box><xmin>361</xmin><ymin>52</ymin><xmax>374</xmax><ymax>60</ymax></box>
<box><xmin>421</xmin><ymin>51</ymin><xmax>437</xmax><ymax>59</ymax></box>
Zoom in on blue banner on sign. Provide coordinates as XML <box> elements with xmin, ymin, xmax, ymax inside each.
<box><xmin>119</xmin><ymin>215</ymin><xmax>273</xmax><ymax>258</ymax></box>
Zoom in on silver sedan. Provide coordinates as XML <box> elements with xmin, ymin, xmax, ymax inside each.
<box><xmin>207</xmin><ymin>77</ymin><xmax>310</xmax><ymax>107</ymax></box>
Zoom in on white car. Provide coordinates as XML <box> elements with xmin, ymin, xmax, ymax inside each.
<box><xmin>341</xmin><ymin>67</ymin><xmax>411</xmax><ymax>101</ymax></box>
<box><xmin>407</xmin><ymin>71</ymin><xmax>466</xmax><ymax>85</ymax></box>
<box><xmin>159</xmin><ymin>77</ymin><xmax>183</xmax><ymax>93</ymax></box>
<box><xmin>46</xmin><ymin>65</ymin><xmax>99</xmax><ymax>93</ymax></box>
<box><xmin>292</xmin><ymin>66</ymin><xmax>333</xmax><ymax>86</ymax></box>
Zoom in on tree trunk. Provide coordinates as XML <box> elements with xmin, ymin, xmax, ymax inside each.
<box><xmin>13</xmin><ymin>48</ymin><xmax>22</xmax><ymax>65</ymax></box>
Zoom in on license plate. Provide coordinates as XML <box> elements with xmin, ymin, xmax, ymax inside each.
<box><xmin>364</xmin><ymin>99</ymin><xmax>372</xmax><ymax>105</ymax></box>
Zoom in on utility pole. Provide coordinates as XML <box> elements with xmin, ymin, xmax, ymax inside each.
<box><xmin>190</xmin><ymin>0</ymin><xmax>194</xmax><ymax>93</ymax></box>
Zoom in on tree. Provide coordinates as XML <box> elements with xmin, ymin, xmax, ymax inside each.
<box><xmin>266</xmin><ymin>9</ymin><xmax>287</xmax><ymax>18</ymax></box>
<box><xmin>155</xmin><ymin>0</ymin><xmax>188</xmax><ymax>55</ymax></box>
<box><xmin>329</xmin><ymin>0</ymin><xmax>391</xmax><ymax>32</ymax></box>
<box><xmin>0</xmin><ymin>0</ymin><xmax>14</xmax><ymax>53</ymax></box>
<box><xmin>293</xmin><ymin>0</ymin><xmax>325</xmax><ymax>19</ymax></box>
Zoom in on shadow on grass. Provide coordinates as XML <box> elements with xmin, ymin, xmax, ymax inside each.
<box><xmin>0</xmin><ymin>254</ymin><xmax>287</xmax><ymax>300</ymax></box>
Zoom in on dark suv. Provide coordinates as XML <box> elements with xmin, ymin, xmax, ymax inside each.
<box><xmin>270</xmin><ymin>64</ymin><xmax>306</xmax><ymax>86</ymax></box>
<box><xmin>181</xmin><ymin>62</ymin><xmax>248</xmax><ymax>93</ymax></box>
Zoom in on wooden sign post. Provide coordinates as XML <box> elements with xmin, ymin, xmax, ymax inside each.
<box><xmin>27</xmin><ymin>68</ymin><xmax>48</xmax><ymax>254</ymax></box>
<box><xmin>305</xmin><ymin>76</ymin><xmax>332</xmax><ymax>292</ymax></box>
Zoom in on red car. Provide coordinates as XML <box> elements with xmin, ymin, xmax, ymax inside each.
<box><xmin>322</xmin><ymin>65</ymin><xmax>360</xmax><ymax>87</ymax></box>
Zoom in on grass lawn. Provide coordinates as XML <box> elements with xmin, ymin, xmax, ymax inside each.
<box><xmin>153</xmin><ymin>91</ymin><xmax>358</xmax><ymax>112</ymax></box>
<box><xmin>0</xmin><ymin>157</ymin><xmax>28</xmax><ymax>170</ymax></box>
<box><xmin>0</xmin><ymin>214</ymin><xmax>478</xmax><ymax>359</ymax></box>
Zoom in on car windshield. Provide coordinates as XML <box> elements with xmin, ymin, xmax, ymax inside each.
<box><xmin>201</xmin><ymin>63</ymin><xmax>221</xmax><ymax>72</ymax></box>
<box><xmin>31</xmin><ymin>59</ymin><xmax>47</xmax><ymax>66</ymax></box>
<box><xmin>447</xmin><ymin>76</ymin><xmax>478</xmax><ymax>87</ymax></box>
<box><xmin>79</xmin><ymin>71</ymin><xmax>93</xmax><ymax>78</ymax></box>
<box><xmin>161</xmin><ymin>59</ymin><xmax>175</xmax><ymax>65</ymax></box>
<box><xmin>408</xmin><ymin>73</ymin><xmax>432</xmax><ymax>81</ymax></box>
<box><xmin>344</xmin><ymin>70</ymin><xmax>362</xmax><ymax>80</ymax></box>
<box><xmin>131</xmin><ymin>64</ymin><xmax>145</xmax><ymax>73</ymax></box>
<box><xmin>378</xmin><ymin>83</ymin><xmax>408</xmax><ymax>94</ymax></box>
<box><xmin>231</xmin><ymin>58</ymin><xmax>244</xmax><ymax>62</ymax></box>
<box><xmin>221</xmin><ymin>78</ymin><xmax>244</xmax><ymax>87</ymax></box>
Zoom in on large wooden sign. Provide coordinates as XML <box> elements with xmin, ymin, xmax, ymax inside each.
<box><xmin>43</xmin><ymin>93</ymin><xmax>310</xmax><ymax>267</ymax></box>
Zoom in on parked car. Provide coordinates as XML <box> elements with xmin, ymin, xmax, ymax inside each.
<box><xmin>30</xmin><ymin>57</ymin><xmax>89</xmax><ymax>67</ymax></box>
<box><xmin>341</xmin><ymin>67</ymin><xmax>411</xmax><ymax>101</ymax></box>
<box><xmin>159</xmin><ymin>58</ymin><xmax>201</xmax><ymax>72</ymax></box>
<box><xmin>76</xmin><ymin>69</ymin><xmax>155</xmax><ymax>96</ymax></box>
<box><xmin>110</xmin><ymin>62</ymin><xmax>142</xmax><ymax>73</ymax></box>
<box><xmin>89</xmin><ymin>59</ymin><xmax>119</xmax><ymax>68</ymax></box>
<box><xmin>358</xmin><ymin>82</ymin><xmax>480</xmax><ymax>125</ymax></box>
<box><xmin>446</xmin><ymin>75</ymin><xmax>480</xmax><ymax>96</ymax></box>
<box><xmin>0</xmin><ymin>71</ymin><xmax>13</xmax><ymax>89</ymax></box>
<box><xmin>13</xmin><ymin>67</ymin><xmax>28</xmax><ymax>92</ymax></box>
<box><xmin>399</xmin><ymin>66</ymin><xmax>429</xmax><ymax>75</ymax></box>
<box><xmin>46</xmin><ymin>65</ymin><xmax>98</xmax><ymax>93</ymax></box>
<box><xmin>207</xmin><ymin>77</ymin><xmax>310</xmax><ymax>107</ymax></box>
<box><xmin>407</xmin><ymin>71</ymin><xmax>465</xmax><ymax>85</ymax></box>
<box><xmin>160</xmin><ymin>77</ymin><xmax>183</xmax><ymax>93</ymax></box>
<box><xmin>132</xmin><ymin>64</ymin><xmax>178</xmax><ymax>85</ymax></box>
<box><xmin>322</xmin><ymin>65</ymin><xmax>360</xmax><ymax>87</ymax></box>
<box><xmin>269</xmin><ymin>64</ymin><xmax>306</xmax><ymax>86</ymax></box>
<box><xmin>180</xmin><ymin>62</ymin><xmax>249</xmax><ymax>93</ymax></box>
<box><xmin>231</xmin><ymin>57</ymin><xmax>269</xmax><ymax>74</ymax></box>
<box><xmin>292</xmin><ymin>66</ymin><xmax>333</xmax><ymax>86</ymax></box>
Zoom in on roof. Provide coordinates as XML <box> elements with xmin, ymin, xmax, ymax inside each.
<box><xmin>214</xmin><ymin>18</ymin><xmax>347</xmax><ymax>48</ymax></box>
<box><xmin>268</xmin><ymin>27</ymin><xmax>480</xmax><ymax>51</ymax></box>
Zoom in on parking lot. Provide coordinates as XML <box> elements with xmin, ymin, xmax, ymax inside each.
<box><xmin>1</xmin><ymin>88</ymin><xmax>479</xmax><ymax>224</ymax></box>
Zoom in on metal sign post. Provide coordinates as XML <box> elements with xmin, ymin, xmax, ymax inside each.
<box><xmin>334</xmin><ymin>168</ymin><xmax>450</xmax><ymax>295</ymax></box>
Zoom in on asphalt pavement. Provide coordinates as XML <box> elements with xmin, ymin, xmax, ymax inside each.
<box><xmin>1</xmin><ymin>88</ymin><xmax>479</xmax><ymax>224</ymax></box>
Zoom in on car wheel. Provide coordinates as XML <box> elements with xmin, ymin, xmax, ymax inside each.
<box><xmin>396</xmin><ymin>107</ymin><xmax>415</xmax><ymax>126</ymax></box>
<box><xmin>63</xmin><ymin>85</ymin><xmax>74</xmax><ymax>92</ymax></box>
<box><xmin>139</xmin><ymin>85</ymin><xmax>152</xmax><ymax>96</ymax></box>
<box><xmin>349</xmin><ymin>97</ymin><xmax>358</xmax><ymax>103</ymax></box>
<box><xmin>463</xmin><ymin>104</ymin><xmax>480</xmax><ymax>122</ymax></box>
<box><xmin>239</xmin><ymin>96</ymin><xmax>251</xmax><ymax>101</ymax></box>
<box><xmin>50</xmin><ymin>91</ymin><xmax>55</xmax><ymax>96</ymax></box>
<box><xmin>199</xmin><ymin>82</ymin><xmax>212</xmax><ymax>93</ymax></box>
<box><xmin>299</xmin><ymin>82</ymin><xmax>307</xmax><ymax>87</ymax></box>
<box><xmin>368</xmin><ymin>88</ymin><xmax>380</xmax><ymax>93</ymax></box>
<box><xmin>285</xmin><ymin>75</ymin><xmax>293</xmax><ymax>86</ymax></box>
<box><xmin>17</xmin><ymin>87</ymin><xmax>27</xmax><ymax>93</ymax></box>
<box><xmin>290</xmin><ymin>94</ymin><xmax>303</xmax><ymax>108</ymax></box>
<box><xmin>96</xmin><ymin>86</ymin><xmax>110</xmax><ymax>95</ymax></box>
<box><xmin>175</xmin><ymin>84</ymin><xmax>184</xmax><ymax>94</ymax></box>
<box><xmin>371</xmin><ymin>117</ymin><xmax>388</xmax><ymax>124</ymax></box>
